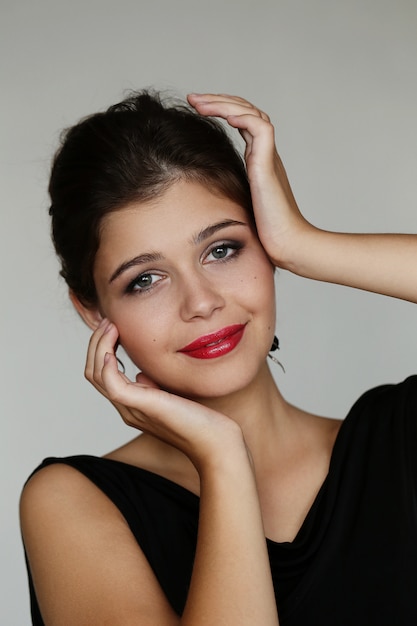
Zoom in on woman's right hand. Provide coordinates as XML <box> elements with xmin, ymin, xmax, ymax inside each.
<box><xmin>22</xmin><ymin>320</ymin><xmax>279</xmax><ymax>626</ymax></box>
<box><xmin>85</xmin><ymin>318</ymin><xmax>245</xmax><ymax>473</ymax></box>
<box><xmin>83</xmin><ymin>319</ymin><xmax>279</xmax><ymax>625</ymax></box>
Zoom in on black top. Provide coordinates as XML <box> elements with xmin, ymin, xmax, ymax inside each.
<box><xmin>24</xmin><ymin>376</ymin><xmax>417</xmax><ymax>625</ymax></box>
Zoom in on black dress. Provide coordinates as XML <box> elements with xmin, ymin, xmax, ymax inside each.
<box><xmin>24</xmin><ymin>376</ymin><xmax>417</xmax><ymax>625</ymax></box>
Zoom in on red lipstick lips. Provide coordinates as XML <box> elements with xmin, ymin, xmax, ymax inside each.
<box><xmin>179</xmin><ymin>324</ymin><xmax>246</xmax><ymax>359</ymax></box>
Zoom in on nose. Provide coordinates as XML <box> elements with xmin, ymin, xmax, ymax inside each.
<box><xmin>179</xmin><ymin>271</ymin><xmax>225</xmax><ymax>321</ymax></box>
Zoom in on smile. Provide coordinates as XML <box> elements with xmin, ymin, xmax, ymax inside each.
<box><xmin>178</xmin><ymin>324</ymin><xmax>246</xmax><ymax>359</ymax></box>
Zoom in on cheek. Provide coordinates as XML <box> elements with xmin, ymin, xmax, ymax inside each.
<box><xmin>106</xmin><ymin>304</ymin><xmax>166</xmax><ymax>366</ymax></box>
<box><xmin>256</xmin><ymin>274</ymin><xmax>276</xmax><ymax>325</ymax></box>
<box><xmin>118</xmin><ymin>328</ymin><xmax>162</xmax><ymax>373</ymax></box>
<box><xmin>250</xmin><ymin>266</ymin><xmax>277</xmax><ymax>337</ymax></box>
<box><xmin>245</xmin><ymin>256</ymin><xmax>276</xmax><ymax>308</ymax></box>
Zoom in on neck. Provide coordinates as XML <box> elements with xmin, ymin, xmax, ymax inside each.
<box><xmin>189</xmin><ymin>362</ymin><xmax>294</xmax><ymax>466</ymax></box>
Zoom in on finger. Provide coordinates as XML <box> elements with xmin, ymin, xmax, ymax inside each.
<box><xmin>227</xmin><ymin>116</ymin><xmax>276</xmax><ymax>165</ymax></box>
<box><xmin>93</xmin><ymin>323</ymin><xmax>119</xmax><ymax>380</ymax></box>
<box><xmin>84</xmin><ymin>318</ymin><xmax>111</xmax><ymax>388</ymax></box>
<box><xmin>190</xmin><ymin>98</ymin><xmax>263</xmax><ymax>119</ymax></box>
<box><xmin>226</xmin><ymin>112</ymin><xmax>275</xmax><ymax>139</ymax></box>
<box><xmin>188</xmin><ymin>93</ymin><xmax>255</xmax><ymax>108</ymax></box>
<box><xmin>109</xmin><ymin>397</ymin><xmax>144</xmax><ymax>428</ymax></box>
<box><xmin>188</xmin><ymin>93</ymin><xmax>255</xmax><ymax>110</ymax></box>
<box><xmin>214</xmin><ymin>94</ymin><xmax>271</xmax><ymax>122</ymax></box>
<box><xmin>85</xmin><ymin>325</ymin><xmax>155</xmax><ymax>432</ymax></box>
<box><xmin>101</xmin><ymin>353</ymin><xmax>160</xmax><ymax>418</ymax></box>
<box><xmin>188</xmin><ymin>93</ymin><xmax>270</xmax><ymax>123</ymax></box>
<box><xmin>86</xmin><ymin>321</ymin><xmax>119</xmax><ymax>394</ymax></box>
<box><xmin>89</xmin><ymin>348</ymin><xmax>150</xmax><ymax>429</ymax></box>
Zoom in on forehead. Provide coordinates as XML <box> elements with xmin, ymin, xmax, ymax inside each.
<box><xmin>94</xmin><ymin>180</ymin><xmax>250</xmax><ymax>272</ymax></box>
<box><xmin>99</xmin><ymin>180</ymin><xmax>248</xmax><ymax>247</ymax></box>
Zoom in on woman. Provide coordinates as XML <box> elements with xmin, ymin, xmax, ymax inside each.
<box><xmin>20</xmin><ymin>91</ymin><xmax>417</xmax><ymax>625</ymax></box>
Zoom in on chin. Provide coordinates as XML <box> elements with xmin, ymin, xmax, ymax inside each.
<box><xmin>156</xmin><ymin>358</ymin><xmax>267</xmax><ymax>402</ymax></box>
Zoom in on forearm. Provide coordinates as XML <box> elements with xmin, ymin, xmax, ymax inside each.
<box><xmin>277</xmin><ymin>228</ymin><xmax>417</xmax><ymax>304</ymax></box>
<box><xmin>188</xmin><ymin>94</ymin><xmax>416</xmax><ymax>304</ymax></box>
<box><xmin>181</xmin><ymin>443</ymin><xmax>279</xmax><ymax>626</ymax></box>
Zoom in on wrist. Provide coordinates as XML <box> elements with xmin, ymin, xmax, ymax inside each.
<box><xmin>192</xmin><ymin>422</ymin><xmax>250</xmax><ymax>479</ymax></box>
<box><xmin>270</xmin><ymin>219</ymin><xmax>318</xmax><ymax>270</ymax></box>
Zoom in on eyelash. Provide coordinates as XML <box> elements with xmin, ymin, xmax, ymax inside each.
<box><xmin>125</xmin><ymin>272</ymin><xmax>164</xmax><ymax>295</ymax></box>
<box><xmin>124</xmin><ymin>240</ymin><xmax>244</xmax><ymax>295</ymax></box>
<box><xmin>205</xmin><ymin>240</ymin><xmax>243</xmax><ymax>264</ymax></box>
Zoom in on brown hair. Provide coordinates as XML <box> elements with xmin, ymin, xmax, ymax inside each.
<box><xmin>49</xmin><ymin>90</ymin><xmax>252</xmax><ymax>306</ymax></box>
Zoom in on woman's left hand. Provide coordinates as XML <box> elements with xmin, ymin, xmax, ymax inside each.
<box><xmin>189</xmin><ymin>93</ymin><xmax>417</xmax><ymax>304</ymax></box>
<box><xmin>187</xmin><ymin>93</ymin><xmax>312</xmax><ymax>268</ymax></box>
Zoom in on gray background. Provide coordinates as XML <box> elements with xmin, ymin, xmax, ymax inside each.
<box><xmin>2</xmin><ymin>0</ymin><xmax>416</xmax><ymax>623</ymax></box>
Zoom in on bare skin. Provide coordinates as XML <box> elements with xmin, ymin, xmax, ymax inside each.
<box><xmin>20</xmin><ymin>93</ymin><xmax>417</xmax><ymax>626</ymax></box>
<box><xmin>104</xmin><ymin>405</ymin><xmax>341</xmax><ymax>543</ymax></box>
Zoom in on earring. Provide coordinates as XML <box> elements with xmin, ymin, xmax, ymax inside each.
<box><xmin>268</xmin><ymin>335</ymin><xmax>285</xmax><ymax>373</ymax></box>
<box><xmin>270</xmin><ymin>336</ymin><xmax>280</xmax><ymax>351</ymax></box>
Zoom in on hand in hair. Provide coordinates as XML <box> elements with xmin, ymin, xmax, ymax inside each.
<box><xmin>187</xmin><ymin>93</ymin><xmax>309</xmax><ymax>269</ymax></box>
<box><xmin>188</xmin><ymin>93</ymin><xmax>417</xmax><ymax>304</ymax></box>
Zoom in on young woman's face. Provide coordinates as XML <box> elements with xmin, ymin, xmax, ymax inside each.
<box><xmin>93</xmin><ymin>180</ymin><xmax>276</xmax><ymax>399</ymax></box>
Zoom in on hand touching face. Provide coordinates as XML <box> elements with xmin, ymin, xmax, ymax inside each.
<box><xmin>91</xmin><ymin>180</ymin><xmax>276</xmax><ymax>400</ymax></box>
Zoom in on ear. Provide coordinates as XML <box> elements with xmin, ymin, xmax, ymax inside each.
<box><xmin>69</xmin><ymin>290</ymin><xmax>104</xmax><ymax>330</ymax></box>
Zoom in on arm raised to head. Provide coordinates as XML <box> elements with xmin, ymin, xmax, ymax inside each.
<box><xmin>189</xmin><ymin>93</ymin><xmax>417</xmax><ymax>304</ymax></box>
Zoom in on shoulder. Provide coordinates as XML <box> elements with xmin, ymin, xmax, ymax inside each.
<box><xmin>20</xmin><ymin>456</ymin><xmax>140</xmax><ymax>573</ymax></box>
<box><xmin>334</xmin><ymin>375</ymin><xmax>417</xmax><ymax>463</ymax></box>
<box><xmin>21</xmin><ymin>456</ymin><xmax>117</xmax><ymax>511</ymax></box>
<box><xmin>20</xmin><ymin>460</ymin><xmax>126</xmax><ymax>547</ymax></box>
<box><xmin>20</xmin><ymin>460</ymin><xmax>179</xmax><ymax>625</ymax></box>
<box><xmin>21</xmin><ymin>459</ymin><xmax>107</xmax><ymax>508</ymax></box>
<box><xmin>347</xmin><ymin>375</ymin><xmax>417</xmax><ymax>423</ymax></box>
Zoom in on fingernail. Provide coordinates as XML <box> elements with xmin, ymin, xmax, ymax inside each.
<box><xmin>103</xmin><ymin>322</ymin><xmax>113</xmax><ymax>333</ymax></box>
<box><xmin>98</xmin><ymin>317</ymin><xmax>107</xmax><ymax>328</ymax></box>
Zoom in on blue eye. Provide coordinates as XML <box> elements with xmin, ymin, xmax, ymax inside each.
<box><xmin>211</xmin><ymin>246</ymin><xmax>230</xmax><ymax>259</ymax></box>
<box><xmin>206</xmin><ymin>242</ymin><xmax>242</xmax><ymax>262</ymax></box>
<box><xmin>126</xmin><ymin>272</ymin><xmax>163</xmax><ymax>294</ymax></box>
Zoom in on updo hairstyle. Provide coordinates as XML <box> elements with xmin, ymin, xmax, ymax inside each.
<box><xmin>48</xmin><ymin>90</ymin><xmax>252</xmax><ymax>307</ymax></box>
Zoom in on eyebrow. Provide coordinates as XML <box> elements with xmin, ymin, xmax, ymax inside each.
<box><xmin>192</xmin><ymin>219</ymin><xmax>247</xmax><ymax>244</ymax></box>
<box><xmin>109</xmin><ymin>252</ymin><xmax>164</xmax><ymax>283</ymax></box>
<box><xmin>109</xmin><ymin>219</ymin><xmax>248</xmax><ymax>284</ymax></box>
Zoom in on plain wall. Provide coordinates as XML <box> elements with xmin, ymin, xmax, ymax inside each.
<box><xmin>2</xmin><ymin>0</ymin><xmax>416</xmax><ymax>623</ymax></box>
